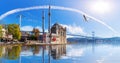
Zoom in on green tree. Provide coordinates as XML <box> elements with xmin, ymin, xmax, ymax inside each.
<box><xmin>7</xmin><ymin>45</ymin><xmax>21</xmax><ymax>60</ymax></box>
<box><xmin>0</xmin><ymin>25</ymin><xmax>3</xmax><ymax>38</ymax></box>
<box><xmin>8</xmin><ymin>24</ymin><xmax>21</xmax><ymax>40</ymax></box>
<box><xmin>32</xmin><ymin>28</ymin><xmax>40</xmax><ymax>40</ymax></box>
<box><xmin>0</xmin><ymin>46</ymin><xmax>3</xmax><ymax>58</ymax></box>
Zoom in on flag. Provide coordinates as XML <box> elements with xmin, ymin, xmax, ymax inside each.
<box><xmin>52</xmin><ymin>37</ymin><xmax>56</xmax><ymax>42</ymax></box>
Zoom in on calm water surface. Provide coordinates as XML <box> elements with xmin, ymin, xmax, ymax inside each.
<box><xmin>0</xmin><ymin>41</ymin><xmax>120</xmax><ymax>63</ymax></box>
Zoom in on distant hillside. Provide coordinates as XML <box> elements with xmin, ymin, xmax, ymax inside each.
<box><xmin>67</xmin><ymin>37</ymin><xmax>120</xmax><ymax>43</ymax></box>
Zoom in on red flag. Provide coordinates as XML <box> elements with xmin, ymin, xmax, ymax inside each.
<box><xmin>52</xmin><ymin>37</ymin><xmax>56</xmax><ymax>42</ymax></box>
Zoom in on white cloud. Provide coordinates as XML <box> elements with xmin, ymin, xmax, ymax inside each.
<box><xmin>21</xmin><ymin>24</ymin><xmax>86</xmax><ymax>38</ymax></box>
<box><xmin>0</xmin><ymin>5</ymin><xmax>116</xmax><ymax>33</ymax></box>
<box><xmin>20</xmin><ymin>51</ymin><xmax>33</xmax><ymax>56</ymax></box>
<box><xmin>61</xmin><ymin>45</ymin><xmax>85</xmax><ymax>59</ymax></box>
<box><xmin>61</xmin><ymin>24</ymin><xmax>86</xmax><ymax>35</ymax></box>
<box><xmin>21</xmin><ymin>26</ymin><xmax>33</xmax><ymax>31</ymax></box>
<box><xmin>21</xmin><ymin>26</ymin><xmax>41</xmax><ymax>31</ymax></box>
<box><xmin>21</xmin><ymin>26</ymin><xmax>47</xmax><ymax>32</ymax></box>
<box><xmin>67</xmin><ymin>48</ymin><xmax>84</xmax><ymax>57</ymax></box>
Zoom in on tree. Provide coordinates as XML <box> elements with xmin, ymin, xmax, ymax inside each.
<box><xmin>0</xmin><ymin>25</ymin><xmax>2</xmax><ymax>38</ymax></box>
<box><xmin>0</xmin><ymin>46</ymin><xmax>3</xmax><ymax>58</ymax></box>
<box><xmin>7</xmin><ymin>45</ymin><xmax>21</xmax><ymax>60</ymax></box>
<box><xmin>32</xmin><ymin>28</ymin><xmax>40</xmax><ymax>40</ymax></box>
<box><xmin>8</xmin><ymin>24</ymin><xmax>21</xmax><ymax>40</ymax></box>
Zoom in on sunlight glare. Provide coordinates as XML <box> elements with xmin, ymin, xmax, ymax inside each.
<box><xmin>90</xmin><ymin>1</ymin><xmax>112</xmax><ymax>14</ymax></box>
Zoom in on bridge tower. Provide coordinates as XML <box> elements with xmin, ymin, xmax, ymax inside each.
<box><xmin>92</xmin><ymin>31</ymin><xmax>95</xmax><ymax>40</ymax></box>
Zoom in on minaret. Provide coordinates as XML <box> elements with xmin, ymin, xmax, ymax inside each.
<box><xmin>42</xmin><ymin>11</ymin><xmax>45</xmax><ymax>63</ymax></box>
<box><xmin>48</xmin><ymin>5</ymin><xmax>51</xmax><ymax>43</ymax></box>
<box><xmin>48</xmin><ymin>3</ymin><xmax>52</xmax><ymax>63</ymax></box>
<box><xmin>42</xmin><ymin>10</ymin><xmax>45</xmax><ymax>43</ymax></box>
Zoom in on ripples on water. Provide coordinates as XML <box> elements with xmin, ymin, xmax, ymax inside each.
<box><xmin>0</xmin><ymin>41</ymin><xmax>120</xmax><ymax>63</ymax></box>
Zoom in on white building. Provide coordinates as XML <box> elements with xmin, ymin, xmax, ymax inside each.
<box><xmin>1</xmin><ymin>28</ymin><xmax>6</xmax><ymax>38</ymax></box>
<box><xmin>51</xmin><ymin>23</ymin><xmax>67</xmax><ymax>44</ymax></box>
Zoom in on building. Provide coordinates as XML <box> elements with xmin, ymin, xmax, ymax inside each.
<box><xmin>19</xmin><ymin>23</ymin><xmax>67</xmax><ymax>44</ymax></box>
<box><xmin>39</xmin><ymin>23</ymin><xmax>67</xmax><ymax>44</ymax></box>
<box><xmin>20</xmin><ymin>31</ymin><xmax>30</xmax><ymax>42</ymax></box>
<box><xmin>6</xmin><ymin>34</ymin><xmax>13</xmax><ymax>41</ymax></box>
<box><xmin>39</xmin><ymin>33</ymin><xmax>50</xmax><ymax>43</ymax></box>
<box><xmin>1</xmin><ymin>28</ymin><xmax>13</xmax><ymax>41</ymax></box>
<box><xmin>51</xmin><ymin>23</ymin><xmax>67</xmax><ymax>44</ymax></box>
<box><xmin>1</xmin><ymin>28</ymin><xmax>6</xmax><ymax>38</ymax></box>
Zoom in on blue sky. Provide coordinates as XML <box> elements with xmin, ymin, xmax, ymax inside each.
<box><xmin>0</xmin><ymin>0</ymin><xmax>120</xmax><ymax>38</ymax></box>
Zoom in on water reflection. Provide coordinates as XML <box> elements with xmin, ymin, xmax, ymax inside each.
<box><xmin>20</xmin><ymin>44</ymin><xmax>66</xmax><ymax>63</ymax></box>
<box><xmin>6</xmin><ymin>45</ymin><xmax>21</xmax><ymax>60</ymax></box>
<box><xmin>0</xmin><ymin>46</ymin><xmax>4</xmax><ymax>58</ymax></box>
<box><xmin>1</xmin><ymin>41</ymin><xmax>120</xmax><ymax>63</ymax></box>
<box><xmin>51</xmin><ymin>45</ymin><xmax>66</xmax><ymax>59</ymax></box>
<box><xmin>32</xmin><ymin>46</ymin><xmax>40</xmax><ymax>55</ymax></box>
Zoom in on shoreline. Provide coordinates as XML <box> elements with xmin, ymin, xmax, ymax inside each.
<box><xmin>0</xmin><ymin>42</ymin><xmax>67</xmax><ymax>46</ymax></box>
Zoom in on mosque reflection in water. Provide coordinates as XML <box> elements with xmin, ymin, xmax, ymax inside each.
<box><xmin>0</xmin><ymin>44</ymin><xmax>66</xmax><ymax>63</ymax></box>
<box><xmin>51</xmin><ymin>45</ymin><xmax>66</xmax><ymax>59</ymax></box>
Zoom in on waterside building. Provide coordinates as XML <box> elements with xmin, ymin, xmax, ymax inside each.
<box><xmin>51</xmin><ymin>23</ymin><xmax>67</xmax><ymax>44</ymax></box>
